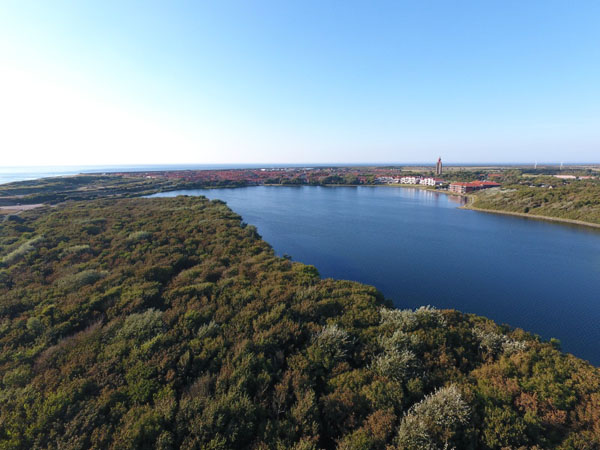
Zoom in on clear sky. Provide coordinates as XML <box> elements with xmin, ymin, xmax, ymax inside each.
<box><xmin>1</xmin><ymin>1</ymin><xmax>599</xmax><ymax>166</ymax></box>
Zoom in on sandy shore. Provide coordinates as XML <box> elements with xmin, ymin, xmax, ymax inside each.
<box><xmin>0</xmin><ymin>204</ymin><xmax>44</xmax><ymax>214</ymax></box>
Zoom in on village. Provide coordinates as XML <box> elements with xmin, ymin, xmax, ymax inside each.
<box><xmin>375</xmin><ymin>157</ymin><xmax>502</xmax><ymax>194</ymax></box>
<box><xmin>112</xmin><ymin>158</ymin><xmax>597</xmax><ymax>197</ymax></box>
<box><xmin>374</xmin><ymin>175</ymin><xmax>501</xmax><ymax>193</ymax></box>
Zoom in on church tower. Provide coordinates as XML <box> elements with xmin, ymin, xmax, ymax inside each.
<box><xmin>436</xmin><ymin>157</ymin><xmax>443</xmax><ymax>176</ymax></box>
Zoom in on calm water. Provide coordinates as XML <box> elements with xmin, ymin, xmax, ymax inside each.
<box><xmin>150</xmin><ymin>186</ymin><xmax>600</xmax><ymax>364</ymax></box>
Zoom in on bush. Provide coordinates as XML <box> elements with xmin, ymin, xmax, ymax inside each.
<box><xmin>197</xmin><ymin>321</ymin><xmax>220</xmax><ymax>339</ymax></box>
<box><xmin>474</xmin><ymin>326</ymin><xmax>527</xmax><ymax>358</ymax></box>
<box><xmin>373</xmin><ymin>349</ymin><xmax>420</xmax><ymax>382</ymax></box>
<box><xmin>117</xmin><ymin>308</ymin><xmax>164</xmax><ymax>343</ymax></box>
<box><xmin>380</xmin><ymin>306</ymin><xmax>446</xmax><ymax>332</ymax></box>
<box><xmin>313</xmin><ymin>324</ymin><xmax>352</xmax><ymax>363</ymax></box>
<box><xmin>128</xmin><ymin>231</ymin><xmax>152</xmax><ymax>242</ymax></box>
<box><xmin>56</xmin><ymin>269</ymin><xmax>107</xmax><ymax>291</ymax></box>
<box><xmin>0</xmin><ymin>235</ymin><xmax>44</xmax><ymax>266</ymax></box>
<box><xmin>26</xmin><ymin>317</ymin><xmax>43</xmax><ymax>335</ymax></box>
<box><xmin>2</xmin><ymin>366</ymin><xmax>32</xmax><ymax>388</ymax></box>
<box><xmin>62</xmin><ymin>244</ymin><xmax>91</xmax><ymax>256</ymax></box>
<box><xmin>396</xmin><ymin>385</ymin><xmax>470</xmax><ymax>449</ymax></box>
<box><xmin>379</xmin><ymin>330</ymin><xmax>422</xmax><ymax>353</ymax></box>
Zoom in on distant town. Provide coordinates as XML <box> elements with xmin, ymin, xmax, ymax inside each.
<box><xmin>114</xmin><ymin>158</ymin><xmax>597</xmax><ymax>194</ymax></box>
<box><xmin>1</xmin><ymin>159</ymin><xmax>599</xmax><ymax>229</ymax></box>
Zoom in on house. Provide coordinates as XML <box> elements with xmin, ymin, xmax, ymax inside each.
<box><xmin>449</xmin><ymin>182</ymin><xmax>476</xmax><ymax>194</ymax></box>
<box><xmin>449</xmin><ymin>181</ymin><xmax>500</xmax><ymax>194</ymax></box>
<box><xmin>400</xmin><ymin>176</ymin><xmax>422</xmax><ymax>184</ymax></box>
<box><xmin>376</xmin><ymin>176</ymin><xmax>400</xmax><ymax>184</ymax></box>
<box><xmin>421</xmin><ymin>177</ymin><xmax>444</xmax><ymax>187</ymax></box>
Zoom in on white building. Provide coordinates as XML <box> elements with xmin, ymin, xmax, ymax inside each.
<box><xmin>400</xmin><ymin>176</ymin><xmax>422</xmax><ymax>184</ymax></box>
<box><xmin>420</xmin><ymin>177</ymin><xmax>444</xmax><ymax>187</ymax></box>
<box><xmin>376</xmin><ymin>177</ymin><xmax>400</xmax><ymax>184</ymax></box>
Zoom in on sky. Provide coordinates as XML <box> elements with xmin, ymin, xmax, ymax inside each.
<box><xmin>1</xmin><ymin>1</ymin><xmax>599</xmax><ymax>166</ymax></box>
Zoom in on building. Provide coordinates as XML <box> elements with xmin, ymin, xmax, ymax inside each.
<box><xmin>400</xmin><ymin>176</ymin><xmax>422</xmax><ymax>184</ymax></box>
<box><xmin>376</xmin><ymin>176</ymin><xmax>400</xmax><ymax>184</ymax></box>
<box><xmin>449</xmin><ymin>181</ymin><xmax>500</xmax><ymax>194</ymax></box>
<box><xmin>449</xmin><ymin>182</ymin><xmax>476</xmax><ymax>194</ymax></box>
<box><xmin>436</xmin><ymin>157</ymin><xmax>443</xmax><ymax>176</ymax></box>
<box><xmin>421</xmin><ymin>177</ymin><xmax>444</xmax><ymax>187</ymax></box>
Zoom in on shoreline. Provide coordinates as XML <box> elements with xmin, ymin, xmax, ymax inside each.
<box><xmin>462</xmin><ymin>198</ymin><xmax>600</xmax><ymax>230</ymax></box>
<box><xmin>265</xmin><ymin>182</ymin><xmax>462</xmax><ymax>196</ymax></box>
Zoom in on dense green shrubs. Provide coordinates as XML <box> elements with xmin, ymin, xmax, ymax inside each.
<box><xmin>0</xmin><ymin>197</ymin><xmax>599</xmax><ymax>449</ymax></box>
<box><xmin>472</xmin><ymin>180</ymin><xmax>600</xmax><ymax>224</ymax></box>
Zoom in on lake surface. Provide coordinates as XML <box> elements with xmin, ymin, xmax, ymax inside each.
<box><xmin>150</xmin><ymin>186</ymin><xmax>600</xmax><ymax>364</ymax></box>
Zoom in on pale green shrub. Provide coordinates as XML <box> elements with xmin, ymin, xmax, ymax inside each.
<box><xmin>373</xmin><ymin>349</ymin><xmax>420</xmax><ymax>382</ymax></box>
<box><xmin>127</xmin><ymin>230</ymin><xmax>152</xmax><ymax>242</ymax></box>
<box><xmin>197</xmin><ymin>320</ymin><xmax>220</xmax><ymax>339</ymax></box>
<box><xmin>396</xmin><ymin>384</ymin><xmax>470</xmax><ymax>449</ymax></box>
<box><xmin>1</xmin><ymin>235</ymin><xmax>44</xmax><ymax>266</ymax></box>
<box><xmin>313</xmin><ymin>324</ymin><xmax>351</xmax><ymax>362</ymax></box>
<box><xmin>380</xmin><ymin>306</ymin><xmax>446</xmax><ymax>331</ymax></box>
<box><xmin>117</xmin><ymin>308</ymin><xmax>164</xmax><ymax>343</ymax></box>
<box><xmin>473</xmin><ymin>326</ymin><xmax>528</xmax><ymax>357</ymax></box>
<box><xmin>56</xmin><ymin>269</ymin><xmax>107</xmax><ymax>291</ymax></box>
<box><xmin>379</xmin><ymin>329</ymin><xmax>422</xmax><ymax>353</ymax></box>
<box><xmin>62</xmin><ymin>244</ymin><xmax>91</xmax><ymax>256</ymax></box>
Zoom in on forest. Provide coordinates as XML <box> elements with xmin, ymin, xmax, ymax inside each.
<box><xmin>0</xmin><ymin>196</ymin><xmax>599</xmax><ymax>449</ymax></box>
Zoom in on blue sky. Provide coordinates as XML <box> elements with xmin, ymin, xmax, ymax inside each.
<box><xmin>1</xmin><ymin>1</ymin><xmax>599</xmax><ymax>165</ymax></box>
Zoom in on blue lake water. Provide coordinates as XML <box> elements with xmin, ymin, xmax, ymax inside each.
<box><xmin>150</xmin><ymin>186</ymin><xmax>600</xmax><ymax>365</ymax></box>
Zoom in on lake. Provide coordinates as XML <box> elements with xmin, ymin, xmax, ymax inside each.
<box><xmin>150</xmin><ymin>186</ymin><xmax>600</xmax><ymax>364</ymax></box>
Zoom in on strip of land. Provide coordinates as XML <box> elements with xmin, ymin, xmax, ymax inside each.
<box><xmin>463</xmin><ymin>199</ymin><xmax>600</xmax><ymax>229</ymax></box>
<box><xmin>1</xmin><ymin>164</ymin><xmax>600</xmax><ymax>229</ymax></box>
<box><xmin>0</xmin><ymin>204</ymin><xmax>45</xmax><ymax>214</ymax></box>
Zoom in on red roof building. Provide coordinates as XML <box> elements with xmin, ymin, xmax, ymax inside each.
<box><xmin>449</xmin><ymin>181</ymin><xmax>501</xmax><ymax>194</ymax></box>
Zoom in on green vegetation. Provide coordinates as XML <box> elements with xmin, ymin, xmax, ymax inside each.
<box><xmin>0</xmin><ymin>175</ymin><xmax>201</xmax><ymax>207</ymax></box>
<box><xmin>0</xmin><ymin>173</ymin><xmax>256</xmax><ymax>209</ymax></box>
<box><xmin>1</xmin><ymin>197</ymin><xmax>599</xmax><ymax>449</ymax></box>
<box><xmin>471</xmin><ymin>180</ymin><xmax>600</xmax><ymax>225</ymax></box>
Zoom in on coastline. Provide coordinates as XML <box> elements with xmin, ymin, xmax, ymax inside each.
<box><xmin>265</xmin><ymin>183</ymin><xmax>462</xmax><ymax>197</ymax></box>
<box><xmin>462</xmin><ymin>197</ymin><xmax>600</xmax><ymax>230</ymax></box>
<box><xmin>6</xmin><ymin>174</ymin><xmax>600</xmax><ymax>231</ymax></box>
<box><xmin>238</xmin><ymin>184</ymin><xmax>600</xmax><ymax>230</ymax></box>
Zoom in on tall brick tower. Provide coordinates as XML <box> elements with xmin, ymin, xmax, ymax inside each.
<box><xmin>436</xmin><ymin>157</ymin><xmax>443</xmax><ymax>176</ymax></box>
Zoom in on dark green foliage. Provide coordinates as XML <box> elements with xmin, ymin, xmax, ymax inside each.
<box><xmin>0</xmin><ymin>197</ymin><xmax>599</xmax><ymax>449</ymax></box>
